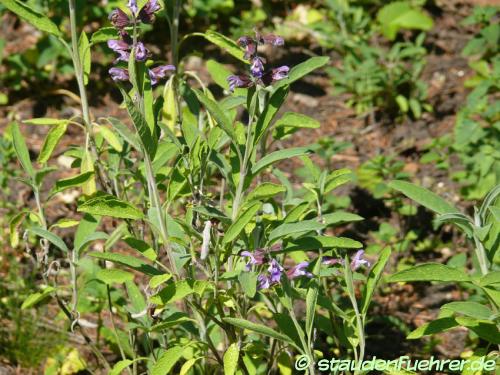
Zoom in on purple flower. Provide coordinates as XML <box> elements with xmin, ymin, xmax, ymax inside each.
<box><xmin>260</xmin><ymin>34</ymin><xmax>285</xmax><ymax>46</ymax></box>
<box><xmin>135</xmin><ymin>42</ymin><xmax>149</xmax><ymax>61</ymax></box>
<box><xmin>227</xmin><ymin>74</ymin><xmax>252</xmax><ymax>92</ymax></box>
<box><xmin>148</xmin><ymin>64</ymin><xmax>175</xmax><ymax>85</ymax></box>
<box><xmin>350</xmin><ymin>250</ymin><xmax>370</xmax><ymax>271</ymax></box>
<box><xmin>107</xmin><ymin>39</ymin><xmax>130</xmax><ymax>62</ymax></box>
<box><xmin>268</xmin><ymin>259</ymin><xmax>283</xmax><ymax>283</ymax></box>
<box><xmin>109</xmin><ymin>8</ymin><xmax>130</xmax><ymax>29</ymax></box>
<box><xmin>241</xmin><ymin>250</ymin><xmax>266</xmax><ymax>270</ymax></box>
<box><xmin>250</xmin><ymin>57</ymin><xmax>265</xmax><ymax>78</ymax></box>
<box><xmin>109</xmin><ymin>67</ymin><xmax>129</xmax><ymax>81</ymax></box>
<box><xmin>238</xmin><ymin>36</ymin><xmax>257</xmax><ymax>60</ymax></box>
<box><xmin>286</xmin><ymin>261</ymin><xmax>313</xmax><ymax>280</ymax></box>
<box><xmin>258</xmin><ymin>274</ymin><xmax>271</xmax><ymax>290</ymax></box>
<box><xmin>272</xmin><ymin>66</ymin><xmax>289</xmax><ymax>81</ymax></box>
<box><xmin>322</xmin><ymin>257</ymin><xmax>344</xmax><ymax>266</ymax></box>
<box><xmin>139</xmin><ymin>0</ymin><xmax>161</xmax><ymax>23</ymax></box>
<box><xmin>127</xmin><ymin>0</ymin><xmax>138</xmax><ymax>15</ymax></box>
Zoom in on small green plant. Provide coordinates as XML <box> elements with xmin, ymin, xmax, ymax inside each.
<box><xmin>388</xmin><ymin>181</ymin><xmax>500</xmax><ymax>354</ymax></box>
<box><xmin>329</xmin><ymin>33</ymin><xmax>431</xmax><ymax>120</ymax></box>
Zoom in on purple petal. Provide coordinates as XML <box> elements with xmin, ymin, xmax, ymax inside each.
<box><xmin>268</xmin><ymin>259</ymin><xmax>283</xmax><ymax>283</ymax></box>
<box><xmin>261</xmin><ymin>34</ymin><xmax>285</xmax><ymax>46</ymax></box>
<box><xmin>109</xmin><ymin>8</ymin><xmax>130</xmax><ymax>29</ymax></box>
<box><xmin>139</xmin><ymin>0</ymin><xmax>161</xmax><ymax>23</ymax></box>
<box><xmin>135</xmin><ymin>42</ymin><xmax>149</xmax><ymax>61</ymax></box>
<box><xmin>250</xmin><ymin>57</ymin><xmax>265</xmax><ymax>78</ymax></box>
<box><xmin>286</xmin><ymin>261</ymin><xmax>313</xmax><ymax>279</ymax></box>
<box><xmin>107</xmin><ymin>39</ymin><xmax>129</xmax><ymax>52</ymax></box>
<box><xmin>258</xmin><ymin>274</ymin><xmax>271</xmax><ymax>289</ymax></box>
<box><xmin>227</xmin><ymin>74</ymin><xmax>252</xmax><ymax>92</ymax></box>
<box><xmin>272</xmin><ymin>66</ymin><xmax>289</xmax><ymax>81</ymax></box>
<box><xmin>351</xmin><ymin>250</ymin><xmax>370</xmax><ymax>271</ymax></box>
<box><xmin>128</xmin><ymin>0</ymin><xmax>138</xmax><ymax>15</ymax></box>
<box><xmin>109</xmin><ymin>67</ymin><xmax>129</xmax><ymax>81</ymax></box>
<box><xmin>322</xmin><ymin>257</ymin><xmax>344</xmax><ymax>266</ymax></box>
<box><xmin>148</xmin><ymin>64</ymin><xmax>175</xmax><ymax>85</ymax></box>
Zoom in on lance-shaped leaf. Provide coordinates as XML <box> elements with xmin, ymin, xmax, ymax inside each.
<box><xmin>78</xmin><ymin>193</ymin><xmax>144</xmax><ymax>220</ymax></box>
<box><xmin>89</xmin><ymin>252</ymin><xmax>162</xmax><ymax>276</ymax></box>
<box><xmin>119</xmin><ymin>87</ymin><xmax>157</xmax><ymax>158</ymax></box>
<box><xmin>29</xmin><ymin>226</ymin><xmax>68</xmax><ymax>252</ymax></box>
<box><xmin>11</xmin><ymin>122</ymin><xmax>34</xmax><ymax>178</ymax></box>
<box><xmin>21</xmin><ymin>286</ymin><xmax>56</xmax><ymax>309</ymax></box>
<box><xmin>243</xmin><ymin>183</ymin><xmax>286</xmax><ymax>206</ymax></box>
<box><xmin>78</xmin><ymin>31</ymin><xmax>91</xmax><ymax>86</ymax></box>
<box><xmin>23</xmin><ymin>118</ymin><xmax>69</xmax><ymax>126</ymax></box>
<box><xmin>223</xmin><ymin>343</ymin><xmax>240</xmax><ymax>375</ymax></box>
<box><xmin>91</xmin><ymin>27</ymin><xmax>120</xmax><ymax>44</ymax></box>
<box><xmin>223</xmin><ymin>202</ymin><xmax>261</xmax><ymax>244</ymax></box>
<box><xmin>193</xmin><ymin>88</ymin><xmax>236</xmax><ymax>142</ymax></box>
<box><xmin>200</xmin><ymin>30</ymin><xmax>246</xmax><ymax>62</ymax></box>
<box><xmin>361</xmin><ymin>247</ymin><xmax>391</xmax><ymax>314</ymax></box>
<box><xmin>254</xmin><ymin>86</ymin><xmax>289</xmax><ymax>145</ymax></box>
<box><xmin>151</xmin><ymin>346</ymin><xmax>185</xmax><ymax>375</ymax></box>
<box><xmin>0</xmin><ymin>0</ymin><xmax>62</xmax><ymax>37</ymax></box>
<box><xmin>51</xmin><ymin>172</ymin><xmax>94</xmax><ymax>196</ymax></box>
<box><xmin>305</xmin><ymin>258</ymin><xmax>322</xmax><ymax>348</ymax></box>
<box><xmin>273</xmin><ymin>56</ymin><xmax>330</xmax><ymax>90</ymax></box>
<box><xmin>38</xmin><ymin>122</ymin><xmax>68</xmax><ymax>164</ymax></box>
<box><xmin>268</xmin><ymin>220</ymin><xmax>325</xmax><ymax>244</ymax></box>
<box><xmin>388</xmin><ymin>180</ymin><xmax>459</xmax><ymax>215</ymax></box>
<box><xmin>251</xmin><ymin>147</ymin><xmax>312</xmax><ymax>175</ymax></box>
<box><xmin>387</xmin><ymin>263</ymin><xmax>472</xmax><ymax>283</ymax></box>
<box><xmin>96</xmin><ymin>268</ymin><xmax>134</xmax><ymax>284</ymax></box>
<box><xmin>223</xmin><ymin>317</ymin><xmax>296</xmax><ymax>346</ymax></box>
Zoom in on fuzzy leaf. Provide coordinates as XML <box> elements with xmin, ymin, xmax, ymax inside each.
<box><xmin>223</xmin><ymin>202</ymin><xmax>261</xmax><ymax>244</ymax></box>
<box><xmin>38</xmin><ymin>123</ymin><xmax>67</xmax><ymax>164</ymax></box>
<box><xmin>78</xmin><ymin>193</ymin><xmax>144</xmax><ymax>220</ymax></box>
<box><xmin>0</xmin><ymin>0</ymin><xmax>62</xmax><ymax>37</ymax></box>
<box><xmin>223</xmin><ymin>343</ymin><xmax>239</xmax><ymax>375</ymax></box>
<box><xmin>388</xmin><ymin>263</ymin><xmax>472</xmax><ymax>283</ymax></box>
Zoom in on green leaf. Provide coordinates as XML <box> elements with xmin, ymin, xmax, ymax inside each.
<box><xmin>223</xmin><ymin>317</ymin><xmax>295</xmax><ymax>345</ymax></box>
<box><xmin>119</xmin><ymin>87</ymin><xmax>157</xmax><ymax>158</ymax></box>
<box><xmin>268</xmin><ymin>220</ymin><xmax>325</xmax><ymax>244</ymax></box>
<box><xmin>251</xmin><ymin>147</ymin><xmax>312</xmax><ymax>175</ymax></box>
<box><xmin>274</xmin><ymin>56</ymin><xmax>330</xmax><ymax>90</ymax></box>
<box><xmin>90</xmin><ymin>27</ymin><xmax>119</xmax><ymax>44</ymax></box>
<box><xmin>480</xmin><ymin>271</ymin><xmax>500</xmax><ymax>287</ymax></box>
<box><xmin>21</xmin><ymin>286</ymin><xmax>55</xmax><ymax>309</ymax></box>
<box><xmin>150</xmin><ymin>312</ymin><xmax>194</xmax><ymax>331</ymax></box>
<box><xmin>30</xmin><ymin>226</ymin><xmax>68</xmax><ymax>252</ymax></box>
<box><xmin>455</xmin><ymin>317</ymin><xmax>500</xmax><ymax>344</ymax></box>
<box><xmin>305</xmin><ymin>259</ymin><xmax>322</xmax><ymax>347</ymax></box>
<box><xmin>9</xmin><ymin>211</ymin><xmax>27</xmax><ymax>247</ymax></box>
<box><xmin>193</xmin><ymin>88</ymin><xmax>236</xmax><ymax>142</ymax></box>
<box><xmin>238</xmin><ymin>271</ymin><xmax>257</xmax><ymax>298</ymax></box>
<box><xmin>388</xmin><ymin>263</ymin><xmax>472</xmax><ymax>283</ymax></box>
<box><xmin>149</xmin><ymin>274</ymin><xmax>172</xmax><ymax>289</ymax></box>
<box><xmin>407</xmin><ymin>317</ymin><xmax>458</xmax><ymax>339</ymax></box>
<box><xmin>322</xmin><ymin>211</ymin><xmax>364</xmax><ymax>225</ymax></box>
<box><xmin>254</xmin><ymin>87</ymin><xmax>289</xmax><ymax>145</ymax></box>
<box><xmin>125</xmin><ymin>280</ymin><xmax>146</xmax><ymax>313</ymax></box>
<box><xmin>124</xmin><ymin>236</ymin><xmax>157</xmax><ymax>261</ymax></box>
<box><xmin>88</xmin><ymin>252</ymin><xmax>162</xmax><ymax>276</ymax></box>
<box><xmin>441</xmin><ymin>301</ymin><xmax>493</xmax><ymax>320</ymax></box>
<box><xmin>38</xmin><ymin>123</ymin><xmax>68</xmax><ymax>164</ymax></box>
<box><xmin>362</xmin><ymin>247</ymin><xmax>391</xmax><ymax>314</ymax></box>
<box><xmin>75</xmin><ymin>231</ymin><xmax>109</xmax><ymax>254</ymax></box>
<box><xmin>377</xmin><ymin>1</ymin><xmax>433</xmax><ymax>40</ymax></box>
<box><xmin>78</xmin><ymin>193</ymin><xmax>144</xmax><ymax>220</ymax></box>
<box><xmin>81</xmin><ymin>149</ymin><xmax>96</xmax><ymax>195</ymax></box>
<box><xmin>23</xmin><ymin>118</ymin><xmax>69</xmax><ymax>126</ymax></box>
<box><xmin>151</xmin><ymin>346</ymin><xmax>185</xmax><ymax>375</ymax></box>
<box><xmin>284</xmin><ymin>236</ymin><xmax>362</xmax><ymax>252</ymax></box>
<box><xmin>150</xmin><ymin>280</ymin><xmax>205</xmax><ymax>305</ymax></box>
<box><xmin>107</xmin><ymin>117</ymin><xmax>141</xmax><ymax>151</ymax></box>
<box><xmin>95</xmin><ymin>125</ymin><xmax>123</xmax><ymax>152</ymax></box>
<box><xmin>96</xmin><ymin>268</ymin><xmax>134</xmax><ymax>284</ymax></box>
<box><xmin>223</xmin><ymin>343</ymin><xmax>239</xmax><ymax>375</ymax></box>
<box><xmin>274</xmin><ymin>112</ymin><xmax>320</xmax><ymax>130</ymax></box>
<box><xmin>223</xmin><ymin>202</ymin><xmax>261</xmax><ymax>244</ymax></box>
<box><xmin>0</xmin><ymin>0</ymin><xmax>62</xmax><ymax>37</ymax></box>
<box><xmin>78</xmin><ymin>31</ymin><xmax>91</xmax><ymax>86</ymax></box>
<box><xmin>243</xmin><ymin>183</ymin><xmax>286</xmax><ymax>205</ymax></box>
<box><xmin>74</xmin><ymin>214</ymin><xmax>100</xmax><ymax>253</ymax></box>
<box><xmin>388</xmin><ymin>180</ymin><xmax>459</xmax><ymax>215</ymax></box>
<box><xmin>52</xmin><ymin>172</ymin><xmax>94</xmax><ymax>195</ymax></box>
<box><xmin>324</xmin><ymin>169</ymin><xmax>353</xmax><ymax>194</ymax></box>
<box><xmin>201</xmin><ymin>30</ymin><xmax>246</xmax><ymax>62</ymax></box>
<box><xmin>11</xmin><ymin>122</ymin><xmax>34</xmax><ymax>178</ymax></box>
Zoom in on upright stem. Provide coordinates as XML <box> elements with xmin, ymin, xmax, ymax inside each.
<box><xmin>171</xmin><ymin>0</ymin><xmax>181</xmax><ymax>66</ymax></box>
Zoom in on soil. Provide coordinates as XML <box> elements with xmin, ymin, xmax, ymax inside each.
<box><xmin>0</xmin><ymin>1</ymin><xmax>494</xmax><ymax>373</ymax></box>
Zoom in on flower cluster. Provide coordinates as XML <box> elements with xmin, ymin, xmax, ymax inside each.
<box><xmin>322</xmin><ymin>250</ymin><xmax>371</xmax><ymax>271</ymax></box>
<box><xmin>227</xmin><ymin>30</ymin><xmax>290</xmax><ymax>92</ymax></box>
<box><xmin>107</xmin><ymin>0</ymin><xmax>175</xmax><ymax>85</ymax></box>
<box><xmin>241</xmin><ymin>245</ymin><xmax>313</xmax><ymax>290</ymax></box>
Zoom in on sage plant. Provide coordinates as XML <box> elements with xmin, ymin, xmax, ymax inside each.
<box><xmin>4</xmin><ymin>0</ymin><xmax>391</xmax><ymax>373</ymax></box>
